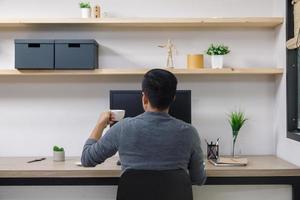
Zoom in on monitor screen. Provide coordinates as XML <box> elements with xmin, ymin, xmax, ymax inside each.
<box><xmin>110</xmin><ymin>90</ymin><xmax>191</xmax><ymax>123</ymax></box>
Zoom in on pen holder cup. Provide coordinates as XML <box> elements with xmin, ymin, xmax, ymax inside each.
<box><xmin>207</xmin><ymin>144</ymin><xmax>219</xmax><ymax>160</ymax></box>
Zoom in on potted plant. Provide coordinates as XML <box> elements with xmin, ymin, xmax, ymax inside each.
<box><xmin>53</xmin><ymin>145</ymin><xmax>65</xmax><ymax>162</ymax></box>
<box><xmin>79</xmin><ymin>2</ymin><xmax>91</xmax><ymax>18</ymax></box>
<box><xmin>228</xmin><ymin>111</ymin><xmax>247</xmax><ymax>157</ymax></box>
<box><xmin>206</xmin><ymin>44</ymin><xmax>230</xmax><ymax>69</ymax></box>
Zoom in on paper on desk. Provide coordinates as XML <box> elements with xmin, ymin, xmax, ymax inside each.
<box><xmin>217</xmin><ymin>157</ymin><xmax>248</xmax><ymax>165</ymax></box>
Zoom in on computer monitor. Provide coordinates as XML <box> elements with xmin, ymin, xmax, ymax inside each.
<box><xmin>110</xmin><ymin>90</ymin><xmax>191</xmax><ymax>123</ymax></box>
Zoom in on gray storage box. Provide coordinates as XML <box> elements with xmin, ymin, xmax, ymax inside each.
<box><xmin>55</xmin><ymin>40</ymin><xmax>99</xmax><ymax>69</ymax></box>
<box><xmin>15</xmin><ymin>39</ymin><xmax>54</xmax><ymax>69</ymax></box>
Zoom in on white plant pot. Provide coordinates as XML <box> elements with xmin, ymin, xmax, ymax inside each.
<box><xmin>211</xmin><ymin>55</ymin><xmax>224</xmax><ymax>69</ymax></box>
<box><xmin>81</xmin><ymin>8</ymin><xmax>91</xmax><ymax>18</ymax></box>
<box><xmin>53</xmin><ymin>151</ymin><xmax>65</xmax><ymax>162</ymax></box>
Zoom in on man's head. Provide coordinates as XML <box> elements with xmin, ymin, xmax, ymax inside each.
<box><xmin>142</xmin><ymin>69</ymin><xmax>178</xmax><ymax>112</ymax></box>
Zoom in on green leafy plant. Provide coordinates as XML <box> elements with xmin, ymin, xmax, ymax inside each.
<box><xmin>53</xmin><ymin>145</ymin><xmax>64</xmax><ymax>152</ymax></box>
<box><xmin>206</xmin><ymin>44</ymin><xmax>230</xmax><ymax>56</ymax></box>
<box><xmin>79</xmin><ymin>2</ymin><xmax>91</xmax><ymax>8</ymax></box>
<box><xmin>228</xmin><ymin>110</ymin><xmax>247</xmax><ymax>157</ymax></box>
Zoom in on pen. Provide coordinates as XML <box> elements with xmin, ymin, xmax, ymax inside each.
<box><xmin>205</xmin><ymin>139</ymin><xmax>210</xmax><ymax>145</ymax></box>
<box><xmin>27</xmin><ymin>157</ymin><xmax>46</xmax><ymax>163</ymax></box>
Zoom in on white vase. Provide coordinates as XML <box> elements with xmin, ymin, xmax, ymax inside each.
<box><xmin>211</xmin><ymin>55</ymin><xmax>224</xmax><ymax>69</ymax></box>
<box><xmin>81</xmin><ymin>8</ymin><xmax>91</xmax><ymax>18</ymax></box>
<box><xmin>53</xmin><ymin>151</ymin><xmax>65</xmax><ymax>162</ymax></box>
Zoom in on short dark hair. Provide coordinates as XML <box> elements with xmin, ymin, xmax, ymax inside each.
<box><xmin>142</xmin><ymin>69</ymin><xmax>178</xmax><ymax>110</ymax></box>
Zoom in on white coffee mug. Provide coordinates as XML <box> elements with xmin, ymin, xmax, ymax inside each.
<box><xmin>110</xmin><ymin>110</ymin><xmax>125</xmax><ymax>121</ymax></box>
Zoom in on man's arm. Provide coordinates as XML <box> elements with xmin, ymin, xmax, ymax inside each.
<box><xmin>81</xmin><ymin>111</ymin><xmax>121</xmax><ymax>167</ymax></box>
<box><xmin>188</xmin><ymin>127</ymin><xmax>207</xmax><ymax>185</ymax></box>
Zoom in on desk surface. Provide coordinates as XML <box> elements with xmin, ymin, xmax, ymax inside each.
<box><xmin>0</xmin><ymin>155</ymin><xmax>299</xmax><ymax>178</ymax></box>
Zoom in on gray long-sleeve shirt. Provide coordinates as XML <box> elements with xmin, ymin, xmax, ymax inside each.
<box><xmin>81</xmin><ymin>111</ymin><xmax>206</xmax><ymax>185</ymax></box>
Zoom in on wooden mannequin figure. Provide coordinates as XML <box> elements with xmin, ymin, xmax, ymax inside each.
<box><xmin>158</xmin><ymin>39</ymin><xmax>177</xmax><ymax>68</ymax></box>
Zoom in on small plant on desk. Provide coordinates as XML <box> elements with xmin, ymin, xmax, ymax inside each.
<box><xmin>206</xmin><ymin>44</ymin><xmax>230</xmax><ymax>69</ymax></box>
<box><xmin>53</xmin><ymin>146</ymin><xmax>64</xmax><ymax>152</ymax></box>
<box><xmin>53</xmin><ymin>145</ymin><xmax>65</xmax><ymax>162</ymax></box>
<box><xmin>228</xmin><ymin>110</ymin><xmax>247</xmax><ymax>157</ymax></box>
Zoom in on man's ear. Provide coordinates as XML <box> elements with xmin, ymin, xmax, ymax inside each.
<box><xmin>143</xmin><ymin>93</ymin><xmax>149</xmax><ymax>104</ymax></box>
<box><xmin>142</xmin><ymin>92</ymin><xmax>149</xmax><ymax>111</ymax></box>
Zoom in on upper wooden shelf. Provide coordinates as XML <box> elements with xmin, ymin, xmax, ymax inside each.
<box><xmin>0</xmin><ymin>68</ymin><xmax>283</xmax><ymax>76</ymax></box>
<box><xmin>0</xmin><ymin>17</ymin><xmax>284</xmax><ymax>28</ymax></box>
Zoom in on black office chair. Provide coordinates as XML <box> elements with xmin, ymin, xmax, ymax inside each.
<box><xmin>116</xmin><ymin>169</ymin><xmax>193</xmax><ymax>200</ymax></box>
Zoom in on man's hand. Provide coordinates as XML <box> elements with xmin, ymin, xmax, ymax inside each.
<box><xmin>97</xmin><ymin>111</ymin><xmax>114</xmax><ymax>127</ymax></box>
<box><xmin>89</xmin><ymin>111</ymin><xmax>114</xmax><ymax>140</ymax></box>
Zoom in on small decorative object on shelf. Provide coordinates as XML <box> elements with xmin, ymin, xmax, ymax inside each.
<box><xmin>287</xmin><ymin>0</ymin><xmax>300</xmax><ymax>49</ymax></box>
<box><xmin>79</xmin><ymin>2</ymin><xmax>91</xmax><ymax>18</ymax></box>
<box><xmin>53</xmin><ymin>145</ymin><xmax>65</xmax><ymax>162</ymax></box>
<box><xmin>206</xmin><ymin>44</ymin><xmax>230</xmax><ymax>69</ymax></box>
<box><xmin>187</xmin><ymin>54</ymin><xmax>204</xmax><ymax>69</ymax></box>
<box><xmin>94</xmin><ymin>5</ymin><xmax>101</xmax><ymax>18</ymax></box>
<box><xmin>228</xmin><ymin>110</ymin><xmax>247</xmax><ymax>157</ymax></box>
<box><xmin>158</xmin><ymin>39</ymin><xmax>177</xmax><ymax>68</ymax></box>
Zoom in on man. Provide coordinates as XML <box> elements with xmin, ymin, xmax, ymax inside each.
<box><xmin>81</xmin><ymin>68</ymin><xmax>206</xmax><ymax>185</ymax></box>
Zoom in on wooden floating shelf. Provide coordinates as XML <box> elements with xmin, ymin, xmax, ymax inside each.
<box><xmin>0</xmin><ymin>17</ymin><xmax>284</xmax><ymax>28</ymax></box>
<box><xmin>0</xmin><ymin>68</ymin><xmax>284</xmax><ymax>76</ymax></box>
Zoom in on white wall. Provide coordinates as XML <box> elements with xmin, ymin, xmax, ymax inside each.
<box><xmin>0</xmin><ymin>185</ymin><xmax>292</xmax><ymax>200</ymax></box>
<box><xmin>0</xmin><ymin>0</ymin><xmax>295</xmax><ymax>200</ymax></box>
<box><xmin>0</xmin><ymin>0</ymin><xmax>278</xmax><ymax>18</ymax></box>
<box><xmin>0</xmin><ymin>75</ymin><xmax>276</xmax><ymax>156</ymax></box>
<box><xmin>0</xmin><ymin>0</ymin><xmax>279</xmax><ymax>157</ymax></box>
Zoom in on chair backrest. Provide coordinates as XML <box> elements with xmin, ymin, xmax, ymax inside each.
<box><xmin>117</xmin><ymin>169</ymin><xmax>193</xmax><ymax>200</ymax></box>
